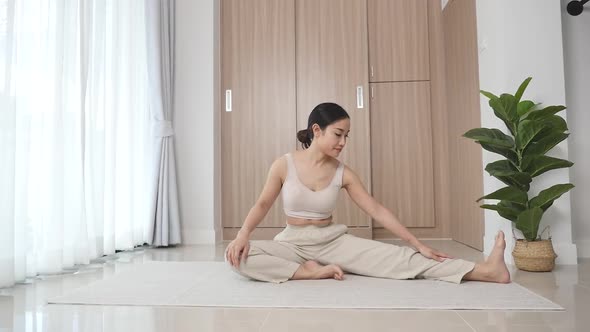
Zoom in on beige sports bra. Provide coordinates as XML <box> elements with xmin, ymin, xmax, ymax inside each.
<box><xmin>281</xmin><ymin>153</ymin><xmax>344</xmax><ymax>220</ymax></box>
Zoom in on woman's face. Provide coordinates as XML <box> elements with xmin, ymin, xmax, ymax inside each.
<box><xmin>312</xmin><ymin>118</ymin><xmax>350</xmax><ymax>158</ymax></box>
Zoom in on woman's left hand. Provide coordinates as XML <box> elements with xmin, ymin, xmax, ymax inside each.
<box><xmin>416</xmin><ymin>244</ymin><xmax>452</xmax><ymax>262</ymax></box>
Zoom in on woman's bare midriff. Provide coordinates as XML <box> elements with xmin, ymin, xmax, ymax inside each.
<box><xmin>286</xmin><ymin>216</ymin><xmax>333</xmax><ymax>226</ymax></box>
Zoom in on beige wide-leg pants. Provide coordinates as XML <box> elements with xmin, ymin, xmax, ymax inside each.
<box><xmin>226</xmin><ymin>223</ymin><xmax>475</xmax><ymax>284</ymax></box>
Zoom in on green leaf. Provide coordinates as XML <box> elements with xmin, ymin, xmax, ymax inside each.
<box><xmin>479</xmin><ymin>143</ymin><xmax>519</xmax><ymax>164</ymax></box>
<box><xmin>522</xmin><ymin>155</ymin><xmax>574</xmax><ymax>177</ymax></box>
<box><xmin>499</xmin><ymin>200</ymin><xmax>528</xmax><ymax>221</ymax></box>
<box><xmin>523</xmin><ymin>132</ymin><xmax>569</xmax><ymax>157</ymax></box>
<box><xmin>515</xmin><ymin>120</ymin><xmax>546</xmax><ymax>151</ymax></box>
<box><xmin>463</xmin><ymin>128</ymin><xmax>514</xmax><ymax>148</ymax></box>
<box><xmin>463</xmin><ymin>128</ymin><xmax>518</xmax><ymax>163</ymax></box>
<box><xmin>480</xmin><ymin>204</ymin><xmax>499</xmax><ymax>210</ymax></box>
<box><xmin>485</xmin><ymin>160</ymin><xmax>532</xmax><ymax>191</ymax></box>
<box><xmin>542</xmin><ymin>115</ymin><xmax>568</xmax><ymax>133</ymax></box>
<box><xmin>517</xmin><ymin>100</ymin><xmax>537</xmax><ymax>118</ymax></box>
<box><xmin>529</xmin><ymin>183</ymin><xmax>575</xmax><ymax>212</ymax></box>
<box><xmin>480</xmin><ymin>204</ymin><xmax>519</xmax><ymax>222</ymax></box>
<box><xmin>485</xmin><ymin>160</ymin><xmax>518</xmax><ymax>176</ymax></box>
<box><xmin>515</xmin><ymin>77</ymin><xmax>532</xmax><ymax>102</ymax></box>
<box><xmin>499</xmin><ymin>200</ymin><xmax>527</xmax><ymax>212</ymax></box>
<box><xmin>480</xmin><ymin>90</ymin><xmax>498</xmax><ymax>100</ymax></box>
<box><xmin>489</xmin><ymin>94</ymin><xmax>519</xmax><ymax>135</ymax></box>
<box><xmin>521</xmin><ymin>105</ymin><xmax>566</xmax><ymax>122</ymax></box>
<box><xmin>515</xmin><ymin>207</ymin><xmax>544</xmax><ymax>241</ymax></box>
<box><xmin>477</xmin><ymin>186</ymin><xmax>528</xmax><ymax>205</ymax></box>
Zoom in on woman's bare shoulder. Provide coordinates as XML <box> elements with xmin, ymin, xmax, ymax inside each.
<box><xmin>341</xmin><ymin>163</ymin><xmax>361</xmax><ymax>188</ymax></box>
<box><xmin>269</xmin><ymin>154</ymin><xmax>289</xmax><ymax>183</ymax></box>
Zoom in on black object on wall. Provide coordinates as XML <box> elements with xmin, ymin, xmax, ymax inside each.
<box><xmin>567</xmin><ymin>0</ymin><xmax>589</xmax><ymax>16</ymax></box>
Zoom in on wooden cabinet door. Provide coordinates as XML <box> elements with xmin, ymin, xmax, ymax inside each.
<box><xmin>370</xmin><ymin>82</ymin><xmax>435</xmax><ymax>228</ymax></box>
<box><xmin>368</xmin><ymin>0</ymin><xmax>430</xmax><ymax>82</ymax></box>
<box><xmin>221</xmin><ymin>0</ymin><xmax>296</xmax><ymax>229</ymax></box>
<box><xmin>295</xmin><ymin>0</ymin><xmax>371</xmax><ymax>228</ymax></box>
<box><xmin>443</xmin><ymin>0</ymin><xmax>484</xmax><ymax>250</ymax></box>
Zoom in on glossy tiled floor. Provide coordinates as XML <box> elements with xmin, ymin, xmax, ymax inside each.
<box><xmin>1</xmin><ymin>240</ymin><xmax>589</xmax><ymax>332</ymax></box>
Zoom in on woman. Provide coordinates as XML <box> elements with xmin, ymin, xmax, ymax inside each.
<box><xmin>225</xmin><ymin>102</ymin><xmax>510</xmax><ymax>284</ymax></box>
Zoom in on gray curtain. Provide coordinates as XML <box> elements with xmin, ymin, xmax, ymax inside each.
<box><xmin>146</xmin><ymin>0</ymin><xmax>181</xmax><ymax>246</ymax></box>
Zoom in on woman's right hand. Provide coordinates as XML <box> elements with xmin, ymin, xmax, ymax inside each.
<box><xmin>225</xmin><ymin>234</ymin><xmax>250</xmax><ymax>268</ymax></box>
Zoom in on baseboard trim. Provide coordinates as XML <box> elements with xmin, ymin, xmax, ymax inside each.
<box><xmin>182</xmin><ymin>229</ymin><xmax>218</xmax><ymax>245</ymax></box>
<box><xmin>553</xmin><ymin>242</ymin><xmax>578</xmax><ymax>264</ymax></box>
<box><xmin>575</xmin><ymin>240</ymin><xmax>590</xmax><ymax>258</ymax></box>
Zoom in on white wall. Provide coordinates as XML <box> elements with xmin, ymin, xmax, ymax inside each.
<box><xmin>561</xmin><ymin>0</ymin><xmax>590</xmax><ymax>258</ymax></box>
<box><xmin>174</xmin><ymin>0</ymin><xmax>221</xmax><ymax>244</ymax></box>
<box><xmin>476</xmin><ymin>0</ymin><xmax>578</xmax><ymax>264</ymax></box>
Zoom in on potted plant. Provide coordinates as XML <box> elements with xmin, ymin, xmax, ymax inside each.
<box><xmin>463</xmin><ymin>77</ymin><xmax>574</xmax><ymax>272</ymax></box>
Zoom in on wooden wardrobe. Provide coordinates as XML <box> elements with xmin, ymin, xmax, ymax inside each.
<box><xmin>369</xmin><ymin>0</ymin><xmax>451</xmax><ymax>240</ymax></box>
<box><xmin>220</xmin><ymin>0</ymin><xmax>484</xmax><ymax>248</ymax></box>
<box><xmin>296</xmin><ymin>0</ymin><xmax>372</xmax><ymax>238</ymax></box>
<box><xmin>221</xmin><ymin>0</ymin><xmax>297</xmax><ymax>240</ymax></box>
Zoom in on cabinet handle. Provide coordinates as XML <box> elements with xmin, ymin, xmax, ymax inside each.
<box><xmin>225</xmin><ymin>90</ymin><xmax>232</xmax><ymax>112</ymax></box>
<box><xmin>371</xmin><ymin>86</ymin><xmax>374</xmax><ymax>99</ymax></box>
<box><xmin>356</xmin><ymin>86</ymin><xmax>364</xmax><ymax>109</ymax></box>
<box><xmin>370</xmin><ymin>66</ymin><xmax>374</xmax><ymax>78</ymax></box>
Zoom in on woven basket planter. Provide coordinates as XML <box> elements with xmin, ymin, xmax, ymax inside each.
<box><xmin>512</xmin><ymin>239</ymin><xmax>557</xmax><ymax>272</ymax></box>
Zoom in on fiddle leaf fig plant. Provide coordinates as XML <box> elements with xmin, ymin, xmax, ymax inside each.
<box><xmin>463</xmin><ymin>77</ymin><xmax>574</xmax><ymax>241</ymax></box>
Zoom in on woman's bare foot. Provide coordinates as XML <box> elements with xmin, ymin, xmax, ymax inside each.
<box><xmin>291</xmin><ymin>260</ymin><xmax>344</xmax><ymax>281</ymax></box>
<box><xmin>464</xmin><ymin>231</ymin><xmax>511</xmax><ymax>283</ymax></box>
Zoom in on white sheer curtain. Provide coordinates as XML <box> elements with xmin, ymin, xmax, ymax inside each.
<box><xmin>0</xmin><ymin>0</ymin><xmax>153</xmax><ymax>288</ymax></box>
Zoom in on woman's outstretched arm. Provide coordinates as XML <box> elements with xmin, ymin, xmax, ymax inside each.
<box><xmin>237</xmin><ymin>157</ymin><xmax>285</xmax><ymax>237</ymax></box>
<box><xmin>342</xmin><ymin>165</ymin><xmax>451</xmax><ymax>262</ymax></box>
<box><xmin>226</xmin><ymin>157</ymin><xmax>285</xmax><ymax>267</ymax></box>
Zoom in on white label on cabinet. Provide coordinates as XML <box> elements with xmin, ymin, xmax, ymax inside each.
<box><xmin>225</xmin><ymin>90</ymin><xmax>232</xmax><ymax>112</ymax></box>
<box><xmin>356</xmin><ymin>86</ymin><xmax>364</xmax><ymax>109</ymax></box>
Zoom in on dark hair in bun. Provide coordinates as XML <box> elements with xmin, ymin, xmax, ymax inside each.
<box><xmin>296</xmin><ymin>103</ymin><xmax>350</xmax><ymax>149</ymax></box>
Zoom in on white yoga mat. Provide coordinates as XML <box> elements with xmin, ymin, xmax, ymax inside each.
<box><xmin>48</xmin><ymin>261</ymin><xmax>563</xmax><ymax>310</ymax></box>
